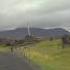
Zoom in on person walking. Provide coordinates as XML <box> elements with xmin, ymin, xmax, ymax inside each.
<box><xmin>11</xmin><ymin>46</ymin><xmax>14</xmax><ymax>55</ymax></box>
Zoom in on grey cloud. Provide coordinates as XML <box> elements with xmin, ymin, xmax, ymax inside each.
<box><xmin>0</xmin><ymin>0</ymin><xmax>70</xmax><ymax>31</ymax></box>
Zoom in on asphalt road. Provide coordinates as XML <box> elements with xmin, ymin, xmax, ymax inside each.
<box><xmin>0</xmin><ymin>53</ymin><xmax>34</xmax><ymax>70</ymax></box>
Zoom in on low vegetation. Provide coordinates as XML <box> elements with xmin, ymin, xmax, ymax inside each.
<box><xmin>19</xmin><ymin>39</ymin><xmax>70</xmax><ymax>70</ymax></box>
<box><xmin>0</xmin><ymin>45</ymin><xmax>10</xmax><ymax>53</ymax></box>
<box><xmin>0</xmin><ymin>39</ymin><xmax>70</xmax><ymax>70</ymax></box>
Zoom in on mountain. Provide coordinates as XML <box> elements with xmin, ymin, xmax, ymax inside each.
<box><xmin>0</xmin><ymin>28</ymin><xmax>69</xmax><ymax>39</ymax></box>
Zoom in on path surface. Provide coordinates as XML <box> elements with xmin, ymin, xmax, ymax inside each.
<box><xmin>0</xmin><ymin>53</ymin><xmax>33</xmax><ymax>70</ymax></box>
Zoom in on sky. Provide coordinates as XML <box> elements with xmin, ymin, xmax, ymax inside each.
<box><xmin>0</xmin><ymin>0</ymin><xmax>70</xmax><ymax>31</ymax></box>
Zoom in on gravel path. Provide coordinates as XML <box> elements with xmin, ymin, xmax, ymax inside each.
<box><xmin>0</xmin><ymin>53</ymin><xmax>34</xmax><ymax>70</ymax></box>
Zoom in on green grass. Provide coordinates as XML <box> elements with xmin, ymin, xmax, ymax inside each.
<box><xmin>19</xmin><ymin>39</ymin><xmax>70</xmax><ymax>70</ymax></box>
<box><xmin>0</xmin><ymin>45</ymin><xmax>10</xmax><ymax>53</ymax></box>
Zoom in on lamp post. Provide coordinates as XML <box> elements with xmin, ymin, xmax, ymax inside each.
<box><xmin>27</xmin><ymin>23</ymin><xmax>31</xmax><ymax>36</ymax></box>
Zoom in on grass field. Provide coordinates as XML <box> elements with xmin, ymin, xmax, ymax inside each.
<box><xmin>0</xmin><ymin>45</ymin><xmax>10</xmax><ymax>53</ymax></box>
<box><xmin>0</xmin><ymin>39</ymin><xmax>70</xmax><ymax>70</ymax></box>
<box><xmin>20</xmin><ymin>39</ymin><xmax>70</xmax><ymax>70</ymax></box>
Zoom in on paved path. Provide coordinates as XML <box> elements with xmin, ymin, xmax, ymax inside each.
<box><xmin>0</xmin><ymin>53</ymin><xmax>33</xmax><ymax>70</ymax></box>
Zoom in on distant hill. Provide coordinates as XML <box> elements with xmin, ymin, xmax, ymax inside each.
<box><xmin>0</xmin><ymin>28</ymin><xmax>69</xmax><ymax>39</ymax></box>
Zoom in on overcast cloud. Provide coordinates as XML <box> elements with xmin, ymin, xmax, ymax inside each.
<box><xmin>0</xmin><ymin>0</ymin><xmax>70</xmax><ymax>31</ymax></box>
